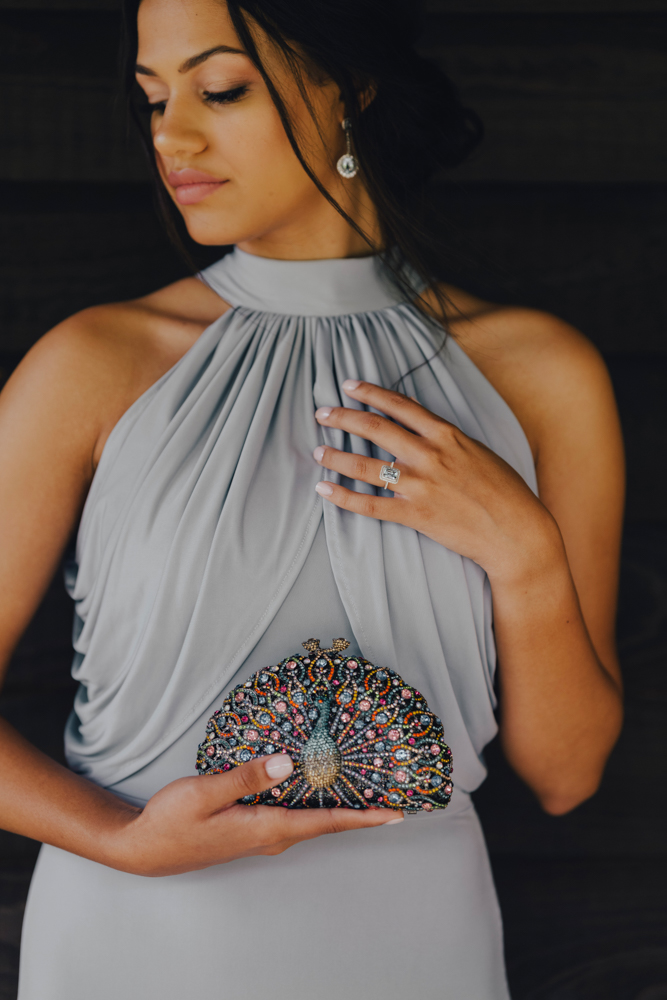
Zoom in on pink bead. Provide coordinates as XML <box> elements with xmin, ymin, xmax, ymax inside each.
<box><xmin>373</xmin><ymin>757</ymin><xmax>383</xmax><ymax>767</ymax></box>
<box><xmin>223</xmin><ymin>763</ymin><xmax>231</xmax><ymax>770</ymax></box>
<box><xmin>380</xmin><ymin>699</ymin><xmax>386</xmax><ymax>705</ymax></box>
<box><xmin>241</xmin><ymin>716</ymin><xmax>248</xmax><ymax>723</ymax></box>
<box><xmin>388</xmin><ymin>729</ymin><xmax>400</xmax><ymax>741</ymax></box>
<box><xmin>408</xmin><ymin>737</ymin><xmax>415</xmax><ymax>745</ymax></box>
<box><xmin>407</xmin><ymin>790</ymin><xmax>414</xmax><ymax>796</ymax></box>
<box><xmin>341</xmin><ymin>713</ymin><xmax>351</xmax><ymax>723</ymax></box>
<box><xmin>246</xmin><ymin>730</ymin><xmax>258</xmax><ymax>741</ymax></box>
<box><xmin>366</xmin><ymin>730</ymin><xmax>376</xmax><ymax>740</ymax></box>
<box><xmin>271</xmin><ymin>731</ymin><xmax>280</xmax><ymax>740</ymax></box>
<box><xmin>286</xmin><ymin>661</ymin><xmax>297</xmax><ymax>670</ymax></box>
<box><xmin>423</xmin><ymin>802</ymin><xmax>434</xmax><ymax>811</ymax></box>
<box><xmin>401</xmin><ymin>689</ymin><xmax>411</xmax><ymax>699</ymax></box>
<box><xmin>280</xmin><ymin>686</ymin><xmax>287</xmax><ymax>693</ymax></box>
<box><xmin>431</xmin><ymin>744</ymin><xmax>440</xmax><ymax>754</ymax></box>
<box><xmin>394</xmin><ymin>770</ymin><xmax>407</xmax><ymax>782</ymax></box>
<box><xmin>348</xmin><ymin>661</ymin><xmax>358</xmax><ymax>669</ymax></box>
<box><xmin>295</xmin><ymin>715</ymin><xmax>304</xmax><ymax>725</ymax></box>
<box><xmin>235</xmin><ymin>693</ymin><xmax>245</xmax><ymax>703</ymax></box>
<box><xmin>359</xmin><ymin>699</ymin><xmax>371</xmax><ymax>711</ymax></box>
<box><xmin>271</xmin><ymin>787</ymin><xmax>281</xmax><ymax>797</ymax></box>
<box><xmin>206</xmin><ymin>747</ymin><xmax>215</xmax><ymax>756</ymax></box>
<box><xmin>364</xmin><ymin>789</ymin><xmax>374</xmax><ymax>799</ymax></box>
<box><xmin>361</xmin><ymin>769</ymin><xmax>366</xmax><ymax>775</ymax></box>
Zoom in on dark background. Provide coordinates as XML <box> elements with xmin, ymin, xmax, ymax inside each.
<box><xmin>1</xmin><ymin>0</ymin><xmax>666</xmax><ymax>997</ymax></box>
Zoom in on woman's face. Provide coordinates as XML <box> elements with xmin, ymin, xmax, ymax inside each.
<box><xmin>136</xmin><ymin>0</ymin><xmax>364</xmax><ymax>254</ymax></box>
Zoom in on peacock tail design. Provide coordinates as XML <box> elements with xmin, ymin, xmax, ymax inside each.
<box><xmin>196</xmin><ymin>639</ymin><xmax>453</xmax><ymax>813</ymax></box>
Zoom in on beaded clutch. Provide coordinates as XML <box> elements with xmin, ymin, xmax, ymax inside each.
<box><xmin>196</xmin><ymin>638</ymin><xmax>453</xmax><ymax>813</ymax></box>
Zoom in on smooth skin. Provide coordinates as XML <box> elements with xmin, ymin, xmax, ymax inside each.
<box><xmin>0</xmin><ymin>0</ymin><xmax>622</xmax><ymax>877</ymax></box>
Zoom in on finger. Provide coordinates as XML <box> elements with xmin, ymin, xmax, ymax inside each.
<box><xmin>315</xmin><ymin>404</ymin><xmax>416</xmax><ymax>459</ymax></box>
<box><xmin>313</xmin><ymin>445</ymin><xmax>410</xmax><ymax>492</ymax></box>
<box><xmin>277</xmin><ymin>805</ymin><xmax>404</xmax><ymax>843</ymax></box>
<box><xmin>315</xmin><ymin>480</ymin><xmax>408</xmax><ymax>517</ymax></box>
<box><xmin>341</xmin><ymin>379</ymin><xmax>448</xmax><ymax>436</ymax></box>
<box><xmin>198</xmin><ymin>754</ymin><xmax>295</xmax><ymax>813</ymax></box>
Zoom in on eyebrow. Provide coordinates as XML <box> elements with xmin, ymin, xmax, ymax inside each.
<box><xmin>135</xmin><ymin>44</ymin><xmax>245</xmax><ymax>78</ymax></box>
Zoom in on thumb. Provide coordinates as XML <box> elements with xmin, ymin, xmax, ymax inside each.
<box><xmin>199</xmin><ymin>754</ymin><xmax>294</xmax><ymax>811</ymax></box>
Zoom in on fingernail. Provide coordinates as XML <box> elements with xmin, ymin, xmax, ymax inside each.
<box><xmin>315</xmin><ymin>481</ymin><xmax>333</xmax><ymax>496</ymax></box>
<box><xmin>313</xmin><ymin>445</ymin><xmax>325</xmax><ymax>462</ymax></box>
<box><xmin>342</xmin><ymin>379</ymin><xmax>361</xmax><ymax>392</ymax></box>
<box><xmin>264</xmin><ymin>755</ymin><xmax>293</xmax><ymax>779</ymax></box>
<box><xmin>384</xmin><ymin>816</ymin><xmax>404</xmax><ymax>825</ymax></box>
<box><xmin>315</xmin><ymin>407</ymin><xmax>332</xmax><ymax>421</ymax></box>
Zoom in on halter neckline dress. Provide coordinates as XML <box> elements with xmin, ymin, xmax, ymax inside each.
<box><xmin>19</xmin><ymin>248</ymin><xmax>534</xmax><ymax>1000</ymax></box>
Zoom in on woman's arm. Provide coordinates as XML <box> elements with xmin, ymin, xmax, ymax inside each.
<box><xmin>311</xmin><ymin>310</ymin><xmax>624</xmax><ymax>815</ymax></box>
<box><xmin>0</xmin><ymin>310</ymin><xmax>399</xmax><ymax>875</ymax></box>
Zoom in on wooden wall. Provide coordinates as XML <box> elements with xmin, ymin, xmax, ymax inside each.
<box><xmin>0</xmin><ymin>2</ymin><xmax>666</xmax><ymax>998</ymax></box>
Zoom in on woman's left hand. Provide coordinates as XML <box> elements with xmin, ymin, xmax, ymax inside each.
<box><xmin>314</xmin><ymin>379</ymin><xmax>561</xmax><ymax>585</ymax></box>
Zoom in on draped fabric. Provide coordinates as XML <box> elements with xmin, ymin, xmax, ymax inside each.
<box><xmin>64</xmin><ymin>248</ymin><xmax>536</xmax><ymax>793</ymax></box>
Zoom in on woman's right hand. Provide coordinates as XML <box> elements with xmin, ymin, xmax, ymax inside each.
<box><xmin>107</xmin><ymin>754</ymin><xmax>403</xmax><ymax>877</ymax></box>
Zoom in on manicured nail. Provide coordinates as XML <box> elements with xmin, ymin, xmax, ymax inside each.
<box><xmin>342</xmin><ymin>379</ymin><xmax>361</xmax><ymax>392</ymax></box>
<box><xmin>315</xmin><ymin>407</ymin><xmax>332</xmax><ymax>421</ymax></box>
<box><xmin>264</xmin><ymin>755</ymin><xmax>294</xmax><ymax>779</ymax></box>
<box><xmin>313</xmin><ymin>445</ymin><xmax>325</xmax><ymax>462</ymax></box>
<box><xmin>384</xmin><ymin>816</ymin><xmax>404</xmax><ymax>825</ymax></box>
<box><xmin>315</xmin><ymin>481</ymin><xmax>333</xmax><ymax>496</ymax></box>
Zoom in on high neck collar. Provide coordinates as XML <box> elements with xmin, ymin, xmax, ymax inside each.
<box><xmin>200</xmin><ymin>247</ymin><xmax>410</xmax><ymax>317</ymax></box>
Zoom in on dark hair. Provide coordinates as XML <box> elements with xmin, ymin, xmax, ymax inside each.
<box><xmin>120</xmin><ymin>0</ymin><xmax>482</xmax><ymax>316</ymax></box>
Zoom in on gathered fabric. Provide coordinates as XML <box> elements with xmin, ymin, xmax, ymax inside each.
<box><xmin>64</xmin><ymin>248</ymin><xmax>536</xmax><ymax>793</ymax></box>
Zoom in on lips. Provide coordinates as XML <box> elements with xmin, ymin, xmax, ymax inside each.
<box><xmin>167</xmin><ymin>168</ymin><xmax>227</xmax><ymax>205</ymax></box>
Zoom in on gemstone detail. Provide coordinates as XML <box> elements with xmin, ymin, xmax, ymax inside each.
<box><xmin>196</xmin><ymin>638</ymin><xmax>453</xmax><ymax>813</ymax></box>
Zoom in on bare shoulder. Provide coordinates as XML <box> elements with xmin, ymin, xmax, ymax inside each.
<box><xmin>431</xmin><ymin>285</ymin><xmax>619</xmax><ymax>463</ymax></box>
<box><xmin>1</xmin><ymin>275</ymin><xmax>230</xmax><ymax>471</ymax></box>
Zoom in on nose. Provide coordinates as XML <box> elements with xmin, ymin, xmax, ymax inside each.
<box><xmin>153</xmin><ymin>100</ymin><xmax>207</xmax><ymax>159</ymax></box>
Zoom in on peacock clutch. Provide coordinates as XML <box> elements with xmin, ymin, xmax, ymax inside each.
<box><xmin>196</xmin><ymin>638</ymin><xmax>453</xmax><ymax>813</ymax></box>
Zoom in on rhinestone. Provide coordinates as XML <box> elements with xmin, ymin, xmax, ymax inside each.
<box><xmin>317</xmin><ymin>658</ymin><xmax>327</xmax><ymax>666</ymax></box>
<box><xmin>341</xmin><ymin>713</ymin><xmax>351</xmax><ymax>723</ymax></box>
<box><xmin>395</xmin><ymin>749</ymin><xmax>409</xmax><ymax>761</ymax></box>
<box><xmin>359</xmin><ymin>699</ymin><xmax>371</xmax><ymax>711</ymax></box>
<box><xmin>238</xmin><ymin>750</ymin><xmax>251</xmax><ymax>762</ymax></box>
<box><xmin>308</xmin><ymin>708</ymin><xmax>319</xmax><ymax>720</ymax></box>
<box><xmin>363</xmin><ymin>789</ymin><xmax>374</xmax><ymax>799</ymax></box>
<box><xmin>394</xmin><ymin>769</ymin><xmax>408</xmax><ymax>782</ymax></box>
<box><xmin>293</xmin><ymin>692</ymin><xmax>305</xmax><ymax>704</ymax></box>
<box><xmin>388</xmin><ymin>793</ymin><xmax>401</xmax><ymax>804</ymax></box>
<box><xmin>388</xmin><ymin>729</ymin><xmax>400</xmax><ymax>741</ymax></box>
<box><xmin>246</xmin><ymin>730</ymin><xmax>258</xmax><ymax>741</ymax></box>
<box><xmin>371</xmin><ymin>773</ymin><xmax>382</xmax><ymax>784</ymax></box>
<box><xmin>264</xmin><ymin>744</ymin><xmax>275</xmax><ymax>754</ymax></box>
<box><xmin>420</xmin><ymin>715</ymin><xmax>430</xmax><ymax>725</ymax></box>
<box><xmin>258</xmin><ymin>713</ymin><xmax>271</xmax><ymax>725</ymax></box>
<box><xmin>271</xmin><ymin>787</ymin><xmax>281</xmax><ymax>797</ymax></box>
<box><xmin>376</xmin><ymin>713</ymin><xmax>388</xmax><ymax>724</ymax></box>
<box><xmin>274</xmin><ymin>701</ymin><xmax>287</xmax><ymax>713</ymax></box>
<box><xmin>260</xmin><ymin>674</ymin><xmax>268</xmax><ymax>683</ymax></box>
<box><xmin>339</xmin><ymin>691</ymin><xmax>353</xmax><ymax>704</ymax></box>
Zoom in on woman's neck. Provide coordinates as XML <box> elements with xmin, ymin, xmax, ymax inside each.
<box><xmin>237</xmin><ymin>178</ymin><xmax>383</xmax><ymax>261</ymax></box>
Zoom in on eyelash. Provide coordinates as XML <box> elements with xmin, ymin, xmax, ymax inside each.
<box><xmin>147</xmin><ymin>84</ymin><xmax>249</xmax><ymax>114</ymax></box>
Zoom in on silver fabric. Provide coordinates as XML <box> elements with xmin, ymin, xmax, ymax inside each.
<box><xmin>19</xmin><ymin>247</ymin><xmax>534</xmax><ymax>999</ymax></box>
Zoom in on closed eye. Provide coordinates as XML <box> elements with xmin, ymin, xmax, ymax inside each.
<box><xmin>203</xmin><ymin>84</ymin><xmax>249</xmax><ymax>106</ymax></box>
<box><xmin>143</xmin><ymin>84</ymin><xmax>249</xmax><ymax>115</ymax></box>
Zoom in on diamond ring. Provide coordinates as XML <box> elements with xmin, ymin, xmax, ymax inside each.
<box><xmin>379</xmin><ymin>461</ymin><xmax>400</xmax><ymax>491</ymax></box>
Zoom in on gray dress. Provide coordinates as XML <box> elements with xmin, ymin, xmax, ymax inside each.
<box><xmin>19</xmin><ymin>249</ymin><xmax>535</xmax><ymax>999</ymax></box>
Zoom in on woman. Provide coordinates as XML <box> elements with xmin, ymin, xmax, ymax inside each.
<box><xmin>1</xmin><ymin>0</ymin><xmax>623</xmax><ymax>996</ymax></box>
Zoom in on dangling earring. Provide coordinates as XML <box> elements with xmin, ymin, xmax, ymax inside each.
<box><xmin>337</xmin><ymin>118</ymin><xmax>359</xmax><ymax>179</ymax></box>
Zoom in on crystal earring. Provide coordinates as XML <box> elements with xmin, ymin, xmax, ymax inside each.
<box><xmin>336</xmin><ymin>118</ymin><xmax>359</xmax><ymax>179</ymax></box>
